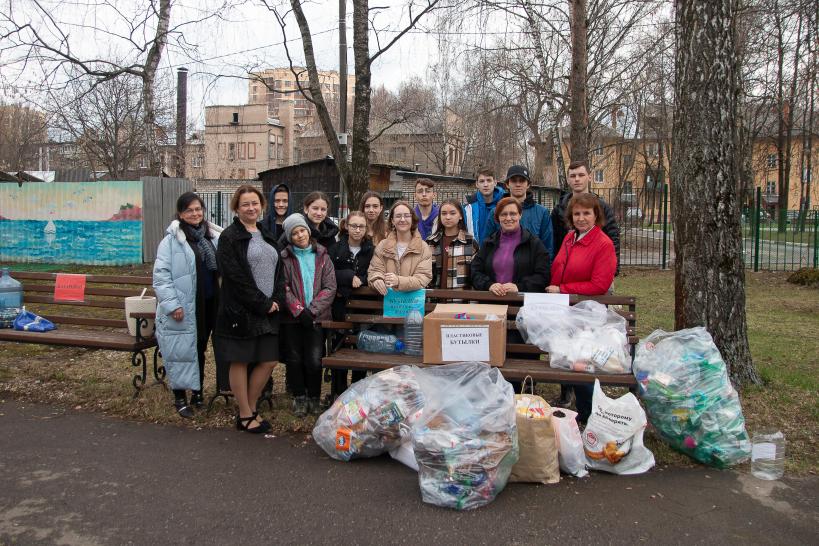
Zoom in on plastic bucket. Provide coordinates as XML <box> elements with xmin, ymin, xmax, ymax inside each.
<box><xmin>125</xmin><ymin>296</ymin><xmax>156</xmax><ymax>337</ymax></box>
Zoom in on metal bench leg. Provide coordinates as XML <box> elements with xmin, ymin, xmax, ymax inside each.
<box><xmin>152</xmin><ymin>347</ymin><xmax>166</xmax><ymax>386</ymax></box>
<box><xmin>131</xmin><ymin>349</ymin><xmax>148</xmax><ymax>399</ymax></box>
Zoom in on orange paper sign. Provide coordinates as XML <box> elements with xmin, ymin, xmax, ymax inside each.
<box><xmin>54</xmin><ymin>274</ymin><xmax>86</xmax><ymax>302</ymax></box>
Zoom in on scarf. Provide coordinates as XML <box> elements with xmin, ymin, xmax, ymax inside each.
<box><xmin>184</xmin><ymin>222</ymin><xmax>217</xmax><ymax>272</ymax></box>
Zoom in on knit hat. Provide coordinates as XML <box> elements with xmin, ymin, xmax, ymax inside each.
<box><xmin>283</xmin><ymin>213</ymin><xmax>310</xmax><ymax>243</ymax></box>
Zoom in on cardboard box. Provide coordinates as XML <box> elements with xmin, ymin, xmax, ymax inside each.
<box><xmin>423</xmin><ymin>304</ymin><xmax>508</xmax><ymax>366</ymax></box>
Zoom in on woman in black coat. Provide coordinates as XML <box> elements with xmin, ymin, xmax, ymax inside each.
<box><xmin>327</xmin><ymin>211</ymin><xmax>374</xmax><ymax>395</ymax></box>
<box><xmin>214</xmin><ymin>185</ymin><xmax>285</xmax><ymax>434</ymax></box>
<box><xmin>471</xmin><ymin>197</ymin><xmax>551</xmax><ymax>294</ymax></box>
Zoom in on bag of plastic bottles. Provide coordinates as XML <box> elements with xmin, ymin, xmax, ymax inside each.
<box><xmin>312</xmin><ymin>366</ymin><xmax>424</xmax><ymax>461</ymax></box>
<box><xmin>516</xmin><ymin>300</ymin><xmax>630</xmax><ymax>373</ymax></box>
<box><xmin>411</xmin><ymin>362</ymin><xmax>518</xmax><ymax>510</ymax></box>
<box><xmin>633</xmin><ymin>327</ymin><xmax>751</xmax><ymax>468</ymax></box>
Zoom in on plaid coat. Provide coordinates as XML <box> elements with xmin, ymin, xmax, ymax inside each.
<box><xmin>426</xmin><ymin>229</ymin><xmax>479</xmax><ymax>289</ymax></box>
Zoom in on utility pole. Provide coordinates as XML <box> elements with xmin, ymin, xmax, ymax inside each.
<box><xmin>338</xmin><ymin>0</ymin><xmax>349</xmax><ymax>217</ymax></box>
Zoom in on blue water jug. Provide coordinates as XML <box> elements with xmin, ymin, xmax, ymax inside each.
<box><xmin>0</xmin><ymin>268</ymin><xmax>22</xmax><ymax>308</ymax></box>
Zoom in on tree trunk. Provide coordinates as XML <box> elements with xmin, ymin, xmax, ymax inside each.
<box><xmin>142</xmin><ymin>0</ymin><xmax>171</xmax><ymax>176</ymax></box>
<box><xmin>671</xmin><ymin>0</ymin><xmax>760</xmax><ymax>387</ymax></box>
<box><xmin>569</xmin><ymin>0</ymin><xmax>588</xmax><ymax>164</ymax></box>
<box><xmin>350</xmin><ymin>0</ymin><xmax>372</xmax><ymax>206</ymax></box>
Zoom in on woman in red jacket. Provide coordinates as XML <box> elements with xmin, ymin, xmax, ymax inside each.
<box><xmin>546</xmin><ymin>192</ymin><xmax>617</xmax><ymax>424</ymax></box>
<box><xmin>547</xmin><ymin>193</ymin><xmax>616</xmax><ymax>296</ymax></box>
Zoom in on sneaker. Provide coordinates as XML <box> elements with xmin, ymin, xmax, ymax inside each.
<box><xmin>190</xmin><ymin>392</ymin><xmax>204</xmax><ymax>409</ymax></box>
<box><xmin>174</xmin><ymin>398</ymin><xmax>193</xmax><ymax>419</ymax></box>
<box><xmin>307</xmin><ymin>397</ymin><xmax>322</xmax><ymax>415</ymax></box>
<box><xmin>292</xmin><ymin>396</ymin><xmax>308</xmax><ymax>418</ymax></box>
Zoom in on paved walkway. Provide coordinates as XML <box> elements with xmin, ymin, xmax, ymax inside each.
<box><xmin>1</xmin><ymin>400</ymin><xmax>816</xmax><ymax>545</ymax></box>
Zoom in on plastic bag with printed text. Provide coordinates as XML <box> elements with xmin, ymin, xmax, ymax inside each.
<box><xmin>312</xmin><ymin>366</ymin><xmax>425</xmax><ymax>461</ymax></box>
<box><xmin>633</xmin><ymin>327</ymin><xmax>751</xmax><ymax>468</ymax></box>
<box><xmin>411</xmin><ymin>362</ymin><xmax>518</xmax><ymax>510</ymax></box>
<box><xmin>516</xmin><ymin>300</ymin><xmax>630</xmax><ymax>374</ymax></box>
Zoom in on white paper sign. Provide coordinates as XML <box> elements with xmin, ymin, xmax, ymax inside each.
<box><xmin>523</xmin><ymin>292</ymin><xmax>570</xmax><ymax>307</ymax></box>
<box><xmin>440</xmin><ymin>326</ymin><xmax>490</xmax><ymax>361</ymax></box>
<box><xmin>751</xmin><ymin>442</ymin><xmax>777</xmax><ymax>461</ymax></box>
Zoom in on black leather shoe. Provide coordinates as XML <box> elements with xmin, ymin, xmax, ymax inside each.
<box><xmin>190</xmin><ymin>392</ymin><xmax>204</xmax><ymax>409</ymax></box>
<box><xmin>174</xmin><ymin>398</ymin><xmax>193</xmax><ymax>419</ymax></box>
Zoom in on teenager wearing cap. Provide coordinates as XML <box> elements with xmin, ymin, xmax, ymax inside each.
<box><xmin>485</xmin><ymin>165</ymin><xmax>554</xmax><ymax>257</ymax></box>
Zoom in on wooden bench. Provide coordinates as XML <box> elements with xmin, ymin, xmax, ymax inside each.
<box><xmin>1</xmin><ymin>271</ymin><xmax>164</xmax><ymax>397</ymax></box>
<box><xmin>322</xmin><ymin>288</ymin><xmax>637</xmax><ymax>394</ymax></box>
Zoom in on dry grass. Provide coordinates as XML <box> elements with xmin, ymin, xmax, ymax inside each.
<box><xmin>1</xmin><ymin>265</ymin><xmax>816</xmax><ymax>474</ymax></box>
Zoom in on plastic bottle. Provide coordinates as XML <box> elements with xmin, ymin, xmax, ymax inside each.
<box><xmin>357</xmin><ymin>330</ymin><xmax>404</xmax><ymax>354</ymax></box>
<box><xmin>403</xmin><ymin>309</ymin><xmax>423</xmax><ymax>356</ymax></box>
<box><xmin>751</xmin><ymin>428</ymin><xmax>786</xmax><ymax>480</ymax></box>
<box><xmin>0</xmin><ymin>268</ymin><xmax>23</xmax><ymax>309</ymax></box>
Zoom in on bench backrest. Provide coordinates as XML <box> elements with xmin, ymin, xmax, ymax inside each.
<box><xmin>11</xmin><ymin>271</ymin><xmax>154</xmax><ymax>329</ymax></box>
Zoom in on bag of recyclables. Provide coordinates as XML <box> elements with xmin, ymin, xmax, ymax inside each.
<box><xmin>411</xmin><ymin>362</ymin><xmax>518</xmax><ymax>510</ymax></box>
<box><xmin>13</xmin><ymin>309</ymin><xmax>56</xmax><ymax>332</ymax></box>
<box><xmin>633</xmin><ymin>327</ymin><xmax>751</xmax><ymax>468</ymax></box>
<box><xmin>516</xmin><ymin>300</ymin><xmax>630</xmax><ymax>373</ymax></box>
<box><xmin>312</xmin><ymin>366</ymin><xmax>424</xmax><ymax>461</ymax></box>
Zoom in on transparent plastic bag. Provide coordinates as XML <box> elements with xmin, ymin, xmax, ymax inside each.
<box><xmin>550</xmin><ymin>408</ymin><xmax>589</xmax><ymax>478</ymax></box>
<box><xmin>633</xmin><ymin>327</ymin><xmax>751</xmax><ymax>468</ymax></box>
<box><xmin>312</xmin><ymin>366</ymin><xmax>424</xmax><ymax>461</ymax></box>
<box><xmin>516</xmin><ymin>300</ymin><xmax>630</xmax><ymax>373</ymax></box>
<box><xmin>411</xmin><ymin>362</ymin><xmax>518</xmax><ymax>510</ymax></box>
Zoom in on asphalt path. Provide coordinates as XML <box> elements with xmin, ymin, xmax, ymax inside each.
<box><xmin>1</xmin><ymin>400</ymin><xmax>816</xmax><ymax>545</ymax></box>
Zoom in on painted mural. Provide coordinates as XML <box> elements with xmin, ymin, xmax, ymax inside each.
<box><xmin>0</xmin><ymin>181</ymin><xmax>143</xmax><ymax>265</ymax></box>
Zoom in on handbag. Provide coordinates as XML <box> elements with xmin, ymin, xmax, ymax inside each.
<box><xmin>13</xmin><ymin>309</ymin><xmax>56</xmax><ymax>332</ymax></box>
<box><xmin>509</xmin><ymin>376</ymin><xmax>560</xmax><ymax>484</ymax></box>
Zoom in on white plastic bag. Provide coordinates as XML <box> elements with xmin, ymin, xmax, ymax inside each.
<box><xmin>312</xmin><ymin>366</ymin><xmax>424</xmax><ymax>461</ymax></box>
<box><xmin>582</xmin><ymin>380</ymin><xmax>655</xmax><ymax>474</ymax></box>
<box><xmin>516</xmin><ymin>300</ymin><xmax>631</xmax><ymax>374</ymax></box>
<box><xmin>550</xmin><ymin>407</ymin><xmax>588</xmax><ymax>478</ymax></box>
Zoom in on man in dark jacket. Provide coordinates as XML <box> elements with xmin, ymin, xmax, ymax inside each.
<box><xmin>263</xmin><ymin>183</ymin><xmax>292</xmax><ymax>245</ymax></box>
<box><xmin>551</xmin><ymin>161</ymin><xmax>620</xmax><ymax>272</ymax></box>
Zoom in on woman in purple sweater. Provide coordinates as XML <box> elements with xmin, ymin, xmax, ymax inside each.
<box><xmin>470</xmin><ymin>197</ymin><xmax>551</xmax><ymax>294</ymax></box>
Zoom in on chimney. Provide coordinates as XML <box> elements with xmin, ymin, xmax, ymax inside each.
<box><xmin>176</xmin><ymin>67</ymin><xmax>188</xmax><ymax>178</ymax></box>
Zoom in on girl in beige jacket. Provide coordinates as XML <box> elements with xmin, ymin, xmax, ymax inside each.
<box><xmin>368</xmin><ymin>201</ymin><xmax>433</xmax><ymax>294</ymax></box>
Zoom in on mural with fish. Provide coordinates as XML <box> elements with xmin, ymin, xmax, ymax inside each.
<box><xmin>0</xmin><ymin>181</ymin><xmax>142</xmax><ymax>265</ymax></box>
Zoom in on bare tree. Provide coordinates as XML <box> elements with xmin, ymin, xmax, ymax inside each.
<box><xmin>671</xmin><ymin>0</ymin><xmax>759</xmax><ymax>386</ymax></box>
<box><xmin>267</xmin><ymin>0</ymin><xmax>442</xmax><ymax>205</ymax></box>
<box><xmin>569</xmin><ymin>0</ymin><xmax>588</xmax><ymax>163</ymax></box>
<box><xmin>0</xmin><ymin>101</ymin><xmax>48</xmax><ymax>171</ymax></box>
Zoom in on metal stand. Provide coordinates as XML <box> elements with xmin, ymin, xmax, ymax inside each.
<box><xmin>131</xmin><ymin>317</ymin><xmax>166</xmax><ymax>398</ymax></box>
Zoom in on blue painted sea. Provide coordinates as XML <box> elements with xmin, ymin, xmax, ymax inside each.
<box><xmin>0</xmin><ymin>220</ymin><xmax>142</xmax><ymax>265</ymax></box>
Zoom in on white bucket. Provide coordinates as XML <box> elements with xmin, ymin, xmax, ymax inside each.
<box><xmin>125</xmin><ymin>296</ymin><xmax>157</xmax><ymax>337</ymax></box>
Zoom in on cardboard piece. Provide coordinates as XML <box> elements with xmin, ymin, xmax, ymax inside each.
<box><xmin>423</xmin><ymin>303</ymin><xmax>508</xmax><ymax>366</ymax></box>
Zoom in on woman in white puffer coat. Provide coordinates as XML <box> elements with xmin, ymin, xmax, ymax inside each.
<box><xmin>153</xmin><ymin>192</ymin><xmax>222</xmax><ymax>419</ymax></box>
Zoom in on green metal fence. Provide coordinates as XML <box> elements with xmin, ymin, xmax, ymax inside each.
<box><xmin>199</xmin><ymin>186</ymin><xmax>817</xmax><ymax>272</ymax></box>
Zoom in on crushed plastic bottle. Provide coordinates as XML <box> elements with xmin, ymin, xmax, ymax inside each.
<box><xmin>358</xmin><ymin>330</ymin><xmax>405</xmax><ymax>354</ymax></box>
<box><xmin>751</xmin><ymin>429</ymin><xmax>786</xmax><ymax>480</ymax></box>
<box><xmin>403</xmin><ymin>309</ymin><xmax>423</xmax><ymax>356</ymax></box>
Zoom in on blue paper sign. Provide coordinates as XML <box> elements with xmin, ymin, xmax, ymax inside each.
<box><xmin>383</xmin><ymin>288</ymin><xmax>426</xmax><ymax>318</ymax></box>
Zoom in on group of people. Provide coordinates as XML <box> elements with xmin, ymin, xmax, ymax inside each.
<box><xmin>152</xmin><ymin>161</ymin><xmax>621</xmax><ymax>431</ymax></box>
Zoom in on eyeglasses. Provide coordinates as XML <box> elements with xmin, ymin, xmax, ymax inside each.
<box><xmin>348</xmin><ymin>224</ymin><xmax>366</xmax><ymax>230</ymax></box>
<box><xmin>393</xmin><ymin>214</ymin><xmax>413</xmax><ymax>220</ymax></box>
<box><xmin>182</xmin><ymin>207</ymin><xmax>203</xmax><ymax>214</ymax></box>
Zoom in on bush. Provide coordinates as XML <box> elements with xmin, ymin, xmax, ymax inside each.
<box><xmin>787</xmin><ymin>268</ymin><xmax>819</xmax><ymax>288</ymax></box>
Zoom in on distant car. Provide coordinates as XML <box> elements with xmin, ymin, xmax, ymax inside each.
<box><xmin>625</xmin><ymin>207</ymin><xmax>644</xmax><ymax>220</ymax></box>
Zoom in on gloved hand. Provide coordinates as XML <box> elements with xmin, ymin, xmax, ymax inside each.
<box><xmin>298</xmin><ymin>309</ymin><xmax>315</xmax><ymax>328</ymax></box>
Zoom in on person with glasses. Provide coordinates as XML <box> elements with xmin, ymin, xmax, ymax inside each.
<box><xmin>369</xmin><ymin>201</ymin><xmax>433</xmax><ymax>295</ymax></box>
<box><xmin>153</xmin><ymin>192</ymin><xmax>222</xmax><ymax>419</ymax></box>
<box><xmin>413</xmin><ymin>178</ymin><xmax>439</xmax><ymax>240</ymax></box>
<box><xmin>328</xmin><ymin>211</ymin><xmax>374</xmax><ymax>394</ymax></box>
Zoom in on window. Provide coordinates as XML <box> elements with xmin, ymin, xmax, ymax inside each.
<box><xmin>238</xmin><ymin>142</ymin><xmax>246</xmax><ymax>160</ymax></box>
<box><xmin>594</xmin><ymin>170</ymin><xmax>604</xmax><ymax>185</ymax></box>
<box><xmin>269</xmin><ymin>142</ymin><xmax>275</xmax><ymax>160</ymax></box>
<box><xmin>593</xmin><ymin>145</ymin><xmax>603</xmax><ymax>156</ymax></box>
<box><xmin>767</xmin><ymin>154</ymin><xmax>777</xmax><ymax>169</ymax></box>
<box><xmin>766</xmin><ymin>180</ymin><xmax>776</xmax><ymax>195</ymax></box>
<box><xmin>645</xmin><ymin>143</ymin><xmax>658</xmax><ymax>157</ymax></box>
<box><xmin>228</xmin><ymin>143</ymin><xmax>236</xmax><ymax>160</ymax></box>
<box><xmin>623</xmin><ymin>181</ymin><xmax>633</xmax><ymax>194</ymax></box>
<box><xmin>248</xmin><ymin>142</ymin><xmax>256</xmax><ymax>159</ymax></box>
<box><xmin>622</xmin><ymin>154</ymin><xmax>633</xmax><ymax>167</ymax></box>
<box><xmin>191</xmin><ymin>155</ymin><xmax>202</xmax><ymax>168</ymax></box>
<box><xmin>138</xmin><ymin>156</ymin><xmax>148</xmax><ymax>169</ymax></box>
<box><xmin>277</xmin><ymin>143</ymin><xmax>283</xmax><ymax>160</ymax></box>
<box><xmin>231</xmin><ymin>112</ymin><xmax>239</xmax><ymax>124</ymax></box>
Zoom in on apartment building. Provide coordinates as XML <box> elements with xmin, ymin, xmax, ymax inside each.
<box><xmin>203</xmin><ymin>103</ymin><xmax>292</xmax><ymax>180</ymax></box>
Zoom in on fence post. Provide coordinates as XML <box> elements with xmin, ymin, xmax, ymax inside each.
<box><xmin>661</xmin><ymin>183</ymin><xmax>669</xmax><ymax>269</ymax></box>
<box><xmin>754</xmin><ymin>187</ymin><xmax>761</xmax><ymax>272</ymax></box>
<box><xmin>813</xmin><ymin>209</ymin><xmax>818</xmax><ymax>269</ymax></box>
<box><xmin>216</xmin><ymin>191</ymin><xmax>222</xmax><ymax>226</ymax></box>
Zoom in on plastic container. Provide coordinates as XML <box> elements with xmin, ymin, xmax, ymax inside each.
<box><xmin>403</xmin><ymin>309</ymin><xmax>423</xmax><ymax>356</ymax></box>
<box><xmin>124</xmin><ymin>295</ymin><xmax>156</xmax><ymax>337</ymax></box>
<box><xmin>0</xmin><ymin>268</ymin><xmax>23</xmax><ymax>309</ymax></box>
<box><xmin>751</xmin><ymin>429</ymin><xmax>786</xmax><ymax>480</ymax></box>
<box><xmin>358</xmin><ymin>330</ymin><xmax>404</xmax><ymax>354</ymax></box>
